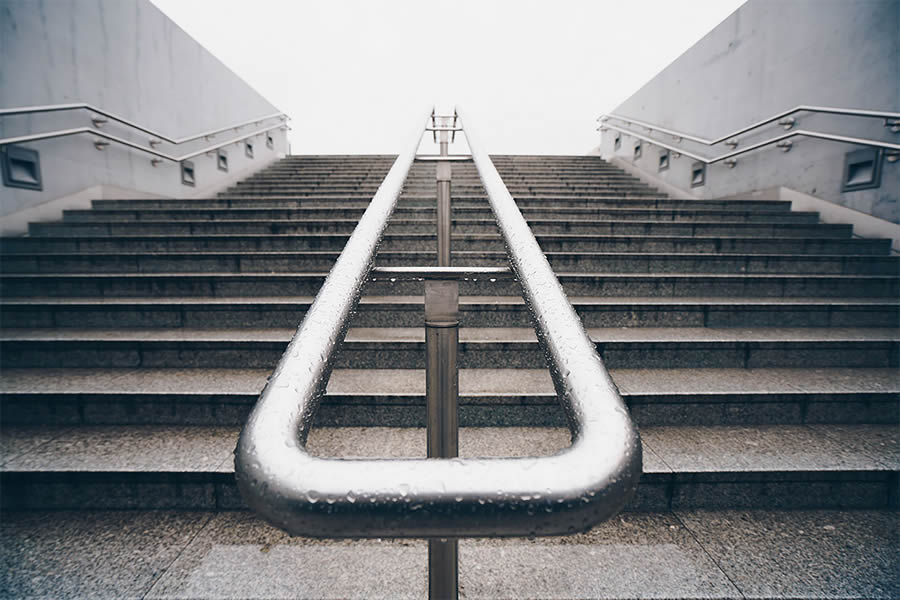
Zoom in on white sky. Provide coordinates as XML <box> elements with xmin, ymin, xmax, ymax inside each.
<box><xmin>150</xmin><ymin>0</ymin><xmax>746</xmax><ymax>155</ymax></box>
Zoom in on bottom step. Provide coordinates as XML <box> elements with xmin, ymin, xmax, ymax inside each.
<box><xmin>1</xmin><ymin>425</ymin><xmax>897</xmax><ymax>511</ymax></box>
<box><xmin>1</xmin><ymin>509</ymin><xmax>896</xmax><ymax>599</ymax></box>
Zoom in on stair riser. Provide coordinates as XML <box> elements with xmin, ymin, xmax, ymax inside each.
<box><xmin>91</xmin><ymin>195</ymin><xmax>672</xmax><ymax>209</ymax></box>
<box><xmin>30</xmin><ymin>212</ymin><xmax>819</xmax><ymax>237</ymax></box>
<box><xmin>3</xmin><ymin>392</ymin><xmax>896</xmax><ymax>427</ymax></box>
<box><xmin>62</xmin><ymin>201</ymin><xmax>793</xmax><ymax>220</ymax></box>
<box><xmin>3</xmin><ymin>275</ymin><xmax>896</xmax><ymax>297</ymax></box>
<box><xmin>2</xmin><ymin>339</ymin><xmax>896</xmax><ymax>369</ymax></box>
<box><xmin>2</xmin><ymin>470</ymin><xmax>894</xmax><ymax>511</ymax></box>
<box><xmin>2</xmin><ymin>253</ymin><xmax>894</xmax><ymax>275</ymax></box>
<box><xmin>4</xmin><ymin>303</ymin><xmax>896</xmax><ymax>329</ymax></box>
<box><xmin>8</xmin><ymin>235</ymin><xmax>888</xmax><ymax>255</ymax></box>
<box><xmin>28</xmin><ymin>218</ymin><xmax>834</xmax><ymax>240</ymax></box>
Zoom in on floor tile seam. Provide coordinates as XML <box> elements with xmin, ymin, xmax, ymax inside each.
<box><xmin>670</xmin><ymin>509</ymin><xmax>748</xmax><ymax>600</ymax></box>
<box><xmin>140</xmin><ymin>511</ymin><xmax>216</xmax><ymax>600</ymax></box>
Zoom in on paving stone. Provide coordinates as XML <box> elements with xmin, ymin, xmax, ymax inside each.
<box><xmin>675</xmin><ymin>509</ymin><xmax>900</xmax><ymax>599</ymax></box>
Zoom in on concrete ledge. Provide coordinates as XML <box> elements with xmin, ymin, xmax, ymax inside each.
<box><xmin>0</xmin><ymin>185</ymin><xmax>166</xmax><ymax>238</ymax></box>
<box><xmin>0</xmin><ymin>155</ymin><xmax>282</xmax><ymax>237</ymax></box>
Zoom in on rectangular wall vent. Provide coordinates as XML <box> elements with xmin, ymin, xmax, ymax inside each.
<box><xmin>217</xmin><ymin>149</ymin><xmax>228</xmax><ymax>172</ymax></box>
<box><xmin>181</xmin><ymin>161</ymin><xmax>196</xmax><ymax>186</ymax></box>
<box><xmin>2</xmin><ymin>145</ymin><xmax>42</xmax><ymax>191</ymax></box>
<box><xmin>841</xmin><ymin>148</ymin><xmax>882</xmax><ymax>192</ymax></box>
<box><xmin>690</xmin><ymin>162</ymin><xmax>706</xmax><ymax>187</ymax></box>
<box><xmin>658</xmin><ymin>149</ymin><xmax>670</xmax><ymax>172</ymax></box>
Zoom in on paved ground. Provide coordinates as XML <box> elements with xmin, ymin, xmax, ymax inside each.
<box><xmin>2</xmin><ymin>509</ymin><xmax>897</xmax><ymax>599</ymax></box>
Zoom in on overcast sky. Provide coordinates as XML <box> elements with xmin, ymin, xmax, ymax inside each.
<box><xmin>150</xmin><ymin>0</ymin><xmax>746</xmax><ymax>155</ymax></box>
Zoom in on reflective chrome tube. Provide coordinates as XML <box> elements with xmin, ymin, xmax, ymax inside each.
<box><xmin>0</xmin><ymin>102</ymin><xmax>287</xmax><ymax>145</ymax></box>
<box><xmin>235</xmin><ymin>109</ymin><xmax>642</xmax><ymax>539</ymax></box>
<box><xmin>602</xmin><ymin>105</ymin><xmax>900</xmax><ymax>146</ymax></box>
<box><xmin>599</xmin><ymin>122</ymin><xmax>900</xmax><ymax>165</ymax></box>
<box><xmin>0</xmin><ymin>125</ymin><xmax>286</xmax><ymax>162</ymax></box>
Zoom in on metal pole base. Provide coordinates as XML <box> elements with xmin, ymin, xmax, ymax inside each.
<box><xmin>428</xmin><ymin>538</ymin><xmax>459</xmax><ymax>600</ymax></box>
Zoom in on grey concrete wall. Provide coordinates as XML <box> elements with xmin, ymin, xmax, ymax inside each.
<box><xmin>0</xmin><ymin>0</ymin><xmax>289</xmax><ymax>224</ymax></box>
<box><xmin>598</xmin><ymin>0</ymin><xmax>899</xmax><ymax>224</ymax></box>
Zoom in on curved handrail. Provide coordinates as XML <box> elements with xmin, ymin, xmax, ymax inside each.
<box><xmin>0</xmin><ymin>124</ymin><xmax>287</xmax><ymax>163</ymax></box>
<box><xmin>600</xmin><ymin>105</ymin><xmax>900</xmax><ymax>146</ymax></box>
<box><xmin>0</xmin><ymin>102</ymin><xmax>287</xmax><ymax>145</ymax></box>
<box><xmin>599</xmin><ymin>122</ymin><xmax>900</xmax><ymax>165</ymax></box>
<box><xmin>234</xmin><ymin>108</ymin><xmax>642</xmax><ymax>539</ymax></box>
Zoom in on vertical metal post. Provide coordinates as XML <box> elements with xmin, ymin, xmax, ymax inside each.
<box><xmin>425</xmin><ymin>279</ymin><xmax>459</xmax><ymax>600</ymax></box>
<box><xmin>436</xmin><ymin>118</ymin><xmax>452</xmax><ymax>266</ymax></box>
<box><xmin>436</xmin><ymin>161</ymin><xmax>452</xmax><ymax>266</ymax></box>
<box><xmin>427</xmin><ymin>115</ymin><xmax>459</xmax><ymax>600</ymax></box>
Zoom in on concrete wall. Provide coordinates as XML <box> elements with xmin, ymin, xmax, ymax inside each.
<box><xmin>598</xmin><ymin>0</ymin><xmax>899</xmax><ymax>224</ymax></box>
<box><xmin>0</xmin><ymin>0</ymin><xmax>289</xmax><ymax>232</ymax></box>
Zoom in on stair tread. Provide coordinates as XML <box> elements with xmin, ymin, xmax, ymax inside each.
<box><xmin>1</xmin><ymin>424</ymin><xmax>896</xmax><ymax>473</ymax></box>
<box><xmin>2</xmin><ymin>326</ymin><xmax>897</xmax><ymax>342</ymax></box>
<box><xmin>2</xmin><ymin>367</ymin><xmax>897</xmax><ymax>396</ymax></box>
<box><xmin>3</xmin><ymin>295</ymin><xmax>897</xmax><ymax>306</ymax></box>
<box><xmin>6</xmin><ymin>270</ymin><xmax>893</xmax><ymax>279</ymax></box>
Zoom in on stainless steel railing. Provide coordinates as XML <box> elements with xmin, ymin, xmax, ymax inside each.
<box><xmin>0</xmin><ymin>102</ymin><xmax>288</xmax><ymax>162</ymax></box>
<box><xmin>598</xmin><ymin>105</ymin><xmax>900</xmax><ymax>164</ymax></box>
<box><xmin>0</xmin><ymin>102</ymin><xmax>287</xmax><ymax>144</ymax></box>
<box><xmin>234</xmin><ymin>108</ymin><xmax>641</xmax><ymax>540</ymax></box>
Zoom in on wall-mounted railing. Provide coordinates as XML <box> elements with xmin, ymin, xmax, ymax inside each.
<box><xmin>235</xmin><ymin>107</ymin><xmax>640</xmax><ymax>547</ymax></box>
<box><xmin>598</xmin><ymin>106</ymin><xmax>900</xmax><ymax>166</ymax></box>
<box><xmin>0</xmin><ymin>103</ymin><xmax>289</xmax><ymax>163</ymax></box>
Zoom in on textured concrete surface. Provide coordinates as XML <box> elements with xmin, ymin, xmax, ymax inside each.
<box><xmin>2</xmin><ymin>426</ymin><xmax>238</xmax><ymax>472</ymax></box>
<box><xmin>3</xmin><ymin>326</ymin><xmax>898</xmax><ymax>343</ymax></box>
<box><xmin>3</xmin><ymin>366</ymin><xmax>897</xmax><ymax>397</ymax></box>
<box><xmin>0</xmin><ymin>511</ymin><xmax>212</xmax><ymax>600</ymax></box>
<box><xmin>2</xmin><ymin>510</ymin><xmax>896</xmax><ymax>599</ymax></box>
<box><xmin>3</xmin><ymin>424</ymin><xmax>895</xmax><ymax>475</ymax></box>
<box><xmin>675</xmin><ymin>509</ymin><xmax>900</xmax><ymax>599</ymax></box>
<box><xmin>640</xmin><ymin>424</ymin><xmax>897</xmax><ymax>472</ymax></box>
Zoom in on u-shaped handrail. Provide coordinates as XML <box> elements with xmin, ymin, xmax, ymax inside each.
<box><xmin>234</xmin><ymin>108</ymin><xmax>641</xmax><ymax>538</ymax></box>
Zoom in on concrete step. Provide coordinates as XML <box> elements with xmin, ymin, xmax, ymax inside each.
<box><xmin>4</xmin><ymin>271</ymin><xmax>897</xmax><ymax>297</ymax></box>
<box><xmin>2</xmin><ymin>367</ymin><xmax>896</xmax><ymax>427</ymax></box>
<box><xmin>91</xmin><ymin>194</ymin><xmax>678</xmax><ymax>209</ymax></box>
<box><xmin>2</xmin><ymin>508</ymin><xmax>895</xmax><ymax>599</ymax></box>
<box><xmin>12</xmin><ymin>231</ymin><xmax>890</xmax><ymax>255</ymax></box>
<box><xmin>2</xmin><ymin>250</ymin><xmax>895</xmax><ymax>275</ymax></box>
<box><xmin>3</xmin><ymin>296</ymin><xmax>896</xmax><ymax>329</ymax></box>
<box><xmin>1</xmin><ymin>423</ymin><xmax>896</xmax><ymax>511</ymax></box>
<box><xmin>30</xmin><ymin>210</ymin><xmax>822</xmax><ymax>236</ymax></box>
<box><xmin>23</xmin><ymin>218</ymin><xmax>858</xmax><ymax>238</ymax></box>
<box><xmin>1</xmin><ymin>327</ymin><xmax>896</xmax><ymax>369</ymax></box>
<box><xmin>32</xmin><ymin>219</ymin><xmax>847</xmax><ymax>241</ymax></box>
<box><xmin>62</xmin><ymin>199</ymin><xmax>795</xmax><ymax>220</ymax></box>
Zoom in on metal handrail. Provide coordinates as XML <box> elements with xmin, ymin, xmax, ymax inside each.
<box><xmin>0</xmin><ymin>102</ymin><xmax>287</xmax><ymax>145</ymax></box>
<box><xmin>0</xmin><ymin>124</ymin><xmax>287</xmax><ymax>163</ymax></box>
<box><xmin>234</xmin><ymin>108</ymin><xmax>642</xmax><ymax>539</ymax></box>
<box><xmin>600</xmin><ymin>105</ymin><xmax>900</xmax><ymax>146</ymax></box>
<box><xmin>600</xmin><ymin>122</ymin><xmax>900</xmax><ymax>165</ymax></box>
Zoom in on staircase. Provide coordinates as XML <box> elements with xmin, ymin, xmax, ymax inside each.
<box><xmin>1</xmin><ymin>154</ymin><xmax>897</xmax><ymax>599</ymax></box>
